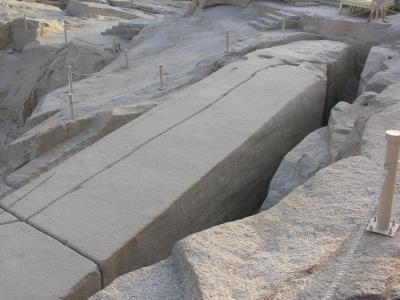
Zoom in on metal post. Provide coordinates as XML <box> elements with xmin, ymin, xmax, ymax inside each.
<box><xmin>68</xmin><ymin>93</ymin><xmax>75</xmax><ymax>120</ymax></box>
<box><xmin>225</xmin><ymin>29</ymin><xmax>230</xmax><ymax>53</ymax></box>
<box><xmin>159</xmin><ymin>64</ymin><xmax>164</xmax><ymax>90</ymax></box>
<box><xmin>64</xmin><ymin>25</ymin><xmax>68</xmax><ymax>45</ymax></box>
<box><xmin>282</xmin><ymin>18</ymin><xmax>286</xmax><ymax>32</ymax></box>
<box><xmin>367</xmin><ymin>130</ymin><xmax>400</xmax><ymax>237</ymax></box>
<box><xmin>124</xmin><ymin>49</ymin><xmax>129</xmax><ymax>68</ymax></box>
<box><xmin>67</xmin><ymin>65</ymin><xmax>73</xmax><ymax>93</ymax></box>
<box><xmin>24</xmin><ymin>14</ymin><xmax>28</xmax><ymax>32</ymax></box>
<box><xmin>112</xmin><ymin>38</ymin><xmax>116</xmax><ymax>54</ymax></box>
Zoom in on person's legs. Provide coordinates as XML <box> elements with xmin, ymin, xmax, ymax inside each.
<box><xmin>375</xmin><ymin>0</ymin><xmax>387</xmax><ymax>22</ymax></box>
<box><xmin>368</xmin><ymin>0</ymin><xmax>376</xmax><ymax>21</ymax></box>
<box><xmin>381</xmin><ymin>7</ymin><xmax>387</xmax><ymax>22</ymax></box>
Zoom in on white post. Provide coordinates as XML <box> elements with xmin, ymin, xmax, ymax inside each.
<box><xmin>225</xmin><ymin>29</ymin><xmax>230</xmax><ymax>53</ymax></box>
<box><xmin>377</xmin><ymin>130</ymin><xmax>400</xmax><ymax>230</ymax></box>
<box><xmin>159</xmin><ymin>64</ymin><xmax>164</xmax><ymax>90</ymax></box>
<box><xmin>367</xmin><ymin>130</ymin><xmax>400</xmax><ymax>237</ymax></box>
<box><xmin>67</xmin><ymin>65</ymin><xmax>73</xmax><ymax>93</ymax></box>
<box><xmin>64</xmin><ymin>25</ymin><xmax>68</xmax><ymax>45</ymax></box>
<box><xmin>68</xmin><ymin>93</ymin><xmax>75</xmax><ymax>120</ymax></box>
<box><xmin>282</xmin><ymin>18</ymin><xmax>286</xmax><ymax>32</ymax></box>
<box><xmin>124</xmin><ymin>49</ymin><xmax>129</xmax><ymax>69</ymax></box>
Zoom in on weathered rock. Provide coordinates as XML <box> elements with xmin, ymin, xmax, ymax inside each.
<box><xmin>32</xmin><ymin>40</ymin><xmax>114</xmax><ymax>105</ymax></box>
<box><xmin>261</xmin><ymin>127</ymin><xmax>330</xmax><ymax>210</ymax></box>
<box><xmin>358</xmin><ymin>45</ymin><xmax>400</xmax><ymax>95</ymax></box>
<box><xmin>339</xmin><ymin>82</ymin><xmax>400</xmax><ymax>161</ymax></box>
<box><xmin>0</xmin><ymin>222</ymin><xmax>101</xmax><ymax>300</ymax></box>
<box><xmin>353</xmin><ymin>90</ymin><xmax>377</xmax><ymax>105</ymax></box>
<box><xmin>1</xmin><ymin>41</ymin><xmax>333</xmax><ymax>290</ymax></box>
<box><xmin>66</xmin><ymin>0</ymin><xmax>143</xmax><ymax>19</ymax></box>
<box><xmin>362</xmin><ymin>102</ymin><xmax>400</xmax><ymax>164</ymax></box>
<box><xmin>328</xmin><ymin>101</ymin><xmax>363</xmax><ymax>162</ymax></box>
<box><xmin>5</xmin><ymin>103</ymin><xmax>154</xmax><ymax>188</ymax></box>
<box><xmin>0</xmin><ymin>40</ymin><xmax>114</xmax><ymax>170</ymax></box>
<box><xmin>0</xmin><ymin>43</ymin><xmax>58</xmax><ymax>131</ymax></box>
<box><xmin>91</xmin><ymin>258</ymin><xmax>184</xmax><ymax>300</ymax></box>
<box><xmin>94</xmin><ymin>156</ymin><xmax>400</xmax><ymax>299</ymax></box>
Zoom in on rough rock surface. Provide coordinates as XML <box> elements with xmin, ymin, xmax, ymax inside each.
<box><xmin>92</xmin><ymin>258</ymin><xmax>184</xmax><ymax>300</ymax></box>
<box><xmin>358</xmin><ymin>45</ymin><xmax>400</xmax><ymax>95</ymax></box>
<box><xmin>1</xmin><ymin>40</ymin><xmax>343</xmax><ymax>296</ymax></box>
<box><xmin>66</xmin><ymin>0</ymin><xmax>148</xmax><ymax>19</ymax></box>
<box><xmin>327</xmin><ymin>101</ymin><xmax>363</xmax><ymax>162</ymax></box>
<box><xmin>0</xmin><ymin>41</ymin><xmax>116</xmax><ymax>183</ymax></box>
<box><xmin>261</xmin><ymin>127</ymin><xmax>330</xmax><ymax>210</ymax></box>
<box><xmin>93</xmin><ymin>155</ymin><xmax>400</xmax><ymax>300</ymax></box>
<box><xmin>92</xmin><ymin>41</ymin><xmax>400</xmax><ymax>300</ymax></box>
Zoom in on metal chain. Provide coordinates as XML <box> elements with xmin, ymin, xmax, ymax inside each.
<box><xmin>322</xmin><ymin>167</ymin><xmax>389</xmax><ymax>300</ymax></box>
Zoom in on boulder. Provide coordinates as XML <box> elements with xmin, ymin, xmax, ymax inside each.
<box><xmin>260</xmin><ymin>127</ymin><xmax>330</xmax><ymax>210</ymax></box>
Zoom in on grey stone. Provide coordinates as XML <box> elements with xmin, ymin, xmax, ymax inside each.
<box><xmin>358</xmin><ymin>45</ymin><xmax>400</xmax><ymax>95</ymax></box>
<box><xmin>90</xmin><ymin>259</ymin><xmax>183</xmax><ymax>300</ymax></box>
<box><xmin>0</xmin><ymin>208</ymin><xmax>17</xmax><ymax>224</ymax></box>
<box><xmin>328</xmin><ymin>101</ymin><xmax>363</xmax><ymax>162</ymax></box>
<box><xmin>353</xmin><ymin>90</ymin><xmax>377</xmax><ymax>105</ymax></box>
<box><xmin>340</xmin><ymin>82</ymin><xmax>400</xmax><ymax>161</ymax></box>
<box><xmin>1</xmin><ymin>41</ymin><xmax>348</xmax><ymax>288</ymax></box>
<box><xmin>261</xmin><ymin>127</ymin><xmax>330</xmax><ymax>210</ymax></box>
<box><xmin>66</xmin><ymin>0</ymin><xmax>143</xmax><ymax>19</ymax></box>
<box><xmin>94</xmin><ymin>156</ymin><xmax>400</xmax><ymax>299</ymax></box>
<box><xmin>0</xmin><ymin>222</ymin><xmax>101</xmax><ymax>300</ymax></box>
<box><xmin>362</xmin><ymin>101</ymin><xmax>400</xmax><ymax>165</ymax></box>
